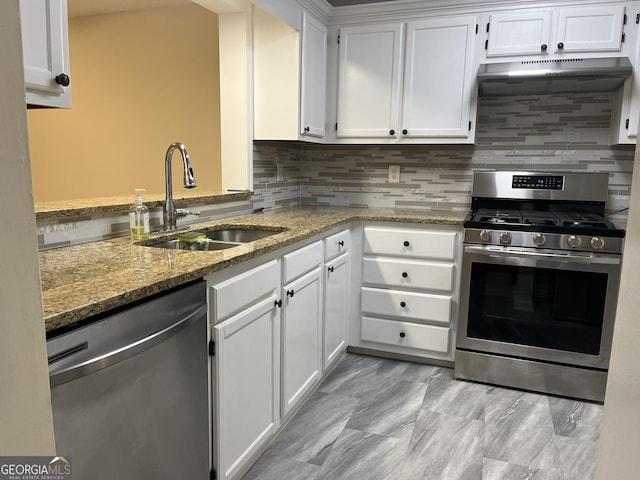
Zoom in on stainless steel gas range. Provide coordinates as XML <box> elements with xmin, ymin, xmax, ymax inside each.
<box><xmin>454</xmin><ymin>171</ymin><xmax>625</xmax><ymax>402</ymax></box>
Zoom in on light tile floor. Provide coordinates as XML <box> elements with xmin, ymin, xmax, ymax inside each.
<box><xmin>243</xmin><ymin>353</ymin><xmax>603</xmax><ymax>480</ymax></box>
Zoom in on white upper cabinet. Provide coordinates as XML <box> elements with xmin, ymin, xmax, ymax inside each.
<box><xmin>486</xmin><ymin>11</ymin><xmax>552</xmax><ymax>57</ymax></box>
<box><xmin>20</xmin><ymin>0</ymin><xmax>71</xmax><ymax>108</ymax></box>
<box><xmin>300</xmin><ymin>11</ymin><xmax>327</xmax><ymax>138</ymax></box>
<box><xmin>335</xmin><ymin>15</ymin><xmax>477</xmax><ymax>143</ymax></box>
<box><xmin>337</xmin><ymin>23</ymin><xmax>404</xmax><ymax>138</ymax></box>
<box><xmin>402</xmin><ymin>17</ymin><xmax>477</xmax><ymax>138</ymax></box>
<box><xmin>485</xmin><ymin>5</ymin><xmax>626</xmax><ymax>59</ymax></box>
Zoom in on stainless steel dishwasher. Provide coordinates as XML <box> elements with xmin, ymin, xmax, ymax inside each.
<box><xmin>47</xmin><ymin>281</ymin><xmax>209</xmax><ymax>480</ymax></box>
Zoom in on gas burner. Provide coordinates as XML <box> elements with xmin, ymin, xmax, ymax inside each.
<box><xmin>562</xmin><ymin>220</ymin><xmax>608</xmax><ymax>229</ymax></box>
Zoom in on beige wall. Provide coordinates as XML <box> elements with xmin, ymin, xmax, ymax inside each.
<box><xmin>0</xmin><ymin>0</ymin><xmax>55</xmax><ymax>454</ymax></box>
<box><xmin>595</xmin><ymin>144</ymin><xmax>640</xmax><ymax>477</ymax></box>
<box><xmin>27</xmin><ymin>4</ymin><xmax>221</xmax><ymax>202</ymax></box>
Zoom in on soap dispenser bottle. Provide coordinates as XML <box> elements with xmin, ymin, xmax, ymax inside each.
<box><xmin>129</xmin><ymin>188</ymin><xmax>150</xmax><ymax>240</ymax></box>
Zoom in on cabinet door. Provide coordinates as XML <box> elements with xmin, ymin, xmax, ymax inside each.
<box><xmin>337</xmin><ymin>23</ymin><xmax>404</xmax><ymax>138</ymax></box>
<box><xmin>20</xmin><ymin>0</ymin><xmax>71</xmax><ymax>108</ymax></box>
<box><xmin>402</xmin><ymin>16</ymin><xmax>476</xmax><ymax>138</ymax></box>
<box><xmin>324</xmin><ymin>253</ymin><xmax>349</xmax><ymax>370</ymax></box>
<box><xmin>300</xmin><ymin>11</ymin><xmax>327</xmax><ymax>138</ymax></box>
<box><xmin>555</xmin><ymin>5</ymin><xmax>625</xmax><ymax>53</ymax></box>
<box><xmin>281</xmin><ymin>266</ymin><xmax>322</xmax><ymax>417</ymax></box>
<box><xmin>486</xmin><ymin>11</ymin><xmax>552</xmax><ymax>57</ymax></box>
<box><xmin>213</xmin><ymin>295</ymin><xmax>280</xmax><ymax>480</ymax></box>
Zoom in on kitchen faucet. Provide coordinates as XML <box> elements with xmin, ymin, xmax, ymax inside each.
<box><xmin>162</xmin><ymin>142</ymin><xmax>198</xmax><ymax>232</ymax></box>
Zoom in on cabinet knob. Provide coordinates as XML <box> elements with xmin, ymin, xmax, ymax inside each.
<box><xmin>328</xmin><ymin>266</ymin><xmax>334</xmax><ymax>273</ymax></box>
<box><xmin>399</xmin><ymin>332</ymin><xmax>406</xmax><ymax>338</ymax></box>
<box><xmin>557</xmin><ymin>42</ymin><xmax>564</xmax><ymax>50</ymax></box>
<box><xmin>286</xmin><ymin>289</ymin><xmax>295</xmax><ymax>298</ymax></box>
<box><xmin>541</xmin><ymin>44</ymin><xmax>548</xmax><ymax>51</ymax></box>
<box><xmin>400</xmin><ymin>301</ymin><xmax>406</xmax><ymax>308</ymax></box>
<box><xmin>304</xmin><ymin>126</ymin><xmax>310</xmax><ymax>133</ymax></box>
<box><xmin>403</xmin><ymin>241</ymin><xmax>410</xmax><ymax>247</ymax></box>
<box><xmin>402</xmin><ymin>272</ymin><xmax>408</xmax><ymax>278</ymax></box>
<box><xmin>338</xmin><ymin>240</ymin><xmax>345</xmax><ymax>247</ymax></box>
<box><xmin>274</xmin><ymin>299</ymin><xmax>282</xmax><ymax>308</ymax></box>
<box><xmin>402</xmin><ymin>129</ymin><xmax>408</xmax><ymax>135</ymax></box>
<box><xmin>389</xmin><ymin>129</ymin><xmax>395</xmax><ymax>136</ymax></box>
<box><xmin>55</xmin><ymin>73</ymin><xmax>70</xmax><ymax>87</ymax></box>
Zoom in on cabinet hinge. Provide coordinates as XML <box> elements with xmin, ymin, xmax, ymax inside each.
<box><xmin>486</xmin><ymin>22</ymin><xmax>490</xmax><ymax>33</ymax></box>
<box><xmin>626</xmin><ymin>118</ymin><xmax>630</xmax><ymax>129</ymax></box>
<box><xmin>337</xmin><ymin>34</ymin><xmax>340</xmax><ymax>44</ymax></box>
<box><xmin>622</xmin><ymin>32</ymin><xmax>626</xmax><ymax>43</ymax></box>
<box><xmin>636</xmin><ymin>13</ymin><xmax>640</xmax><ymax>24</ymax></box>
<box><xmin>624</xmin><ymin>13</ymin><xmax>627</xmax><ymax>25</ymax></box>
<box><xmin>475</xmin><ymin>24</ymin><xmax>478</xmax><ymax>34</ymax></box>
<box><xmin>210</xmin><ymin>468</ymin><xmax>217</xmax><ymax>480</ymax></box>
<box><xmin>484</xmin><ymin>39</ymin><xmax>488</xmax><ymax>50</ymax></box>
<box><xmin>209</xmin><ymin>339</ymin><xmax>216</xmax><ymax>356</ymax></box>
<box><xmin>469</xmin><ymin>121</ymin><xmax>472</xmax><ymax>131</ymax></box>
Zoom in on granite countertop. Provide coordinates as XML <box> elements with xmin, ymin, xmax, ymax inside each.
<box><xmin>41</xmin><ymin>206</ymin><xmax>467</xmax><ymax>333</ymax></box>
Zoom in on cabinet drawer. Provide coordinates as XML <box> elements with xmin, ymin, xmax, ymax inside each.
<box><xmin>361</xmin><ymin>316</ymin><xmax>450</xmax><ymax>353</ymax></box>
<box><xmin>283</xmin><ymin>241</ymin><xmax>323</xmax><ymax>284</ymax></box>
<box><xmin>364</xmin><ymin>227</ymin><xmax>457</xmax><ymax>260</ymax></box>
<box><xmin>362</xmin><ymin>257</ymin><xmax>454</xmax><ymax>292</ymax></box>
<box><xmin>361</xmin><ymin>287</ymin><xmax>451</xmax><ymax>325</ymax></box>
<box><xmin>210</xmin><ymin>260</ymin><xmax>279</xmax><ymax>321</ymax></box>
<box><xmin>324</xmin><ymin>230</ymin><xmax>350</xmax><ymax>260</ymax></box>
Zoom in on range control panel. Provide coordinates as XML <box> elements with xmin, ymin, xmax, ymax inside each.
<box><xmin>512</xmin><ymin>175</ymin><xmax>564</xmax><ymax>190</ymax></box>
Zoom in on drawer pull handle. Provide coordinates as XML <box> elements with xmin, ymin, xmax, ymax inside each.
<box><xmin>274</xmin><ymin>299</ymin><xmax>282</xmax><ymax>308</ymax></box>
<box><xmin>328</xmin><ymin>266</ymin><xmax>334</xmax><ymax>273</ymax></box>
<box><xmin>399</xmin><ymin>332</ymin><xmax>406</xmax><ymax>338</ymax></box>
<box><xmin>287</xmin><ymin>289</ymin><xmax>295</xmax><ymax>298</ymax></box>
<box><xmin>403</xmin><ymin>241</ymin><xmax>410</xmax><ymax>247</ymax></box>
<box><xmin>402</xmin><ymin>272</ymin><xmax>408</xmax><ymax>278</ymax></box>
<box><xmin>400</xmin><ymin>301</ymin><xmax>406</xmax><ymax>308</ymax></box>
<box><xmin>338</xmin><ymin>240</ymin><xmax>345</xmax><ymax>247</ymax></box>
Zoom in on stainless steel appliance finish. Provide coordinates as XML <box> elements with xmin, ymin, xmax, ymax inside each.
<box><xmin>455</xmin><ymin>171</ymin><xmax>624</xmax><ymax>402</ymax></box>
<box><xmin>48</xmin><ymin>281</ymin><xmax>209</xmax><ymax>480</ymax></box>
<box><xmin>477</xmin><ymin>57</ymin><xmax>632</xmax><ymax>96</ymax></box>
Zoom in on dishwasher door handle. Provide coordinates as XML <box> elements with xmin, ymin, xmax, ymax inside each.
<box><xmin>49</xmin><ymin>303</ymin><xmax>207</xmax><ymax>387</ymax></box>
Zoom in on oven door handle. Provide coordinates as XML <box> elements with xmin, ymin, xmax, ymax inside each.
<box><xmin>463</xmin><ymin>245</ymin><xmax>621</xmax><ymax>265</ymax></box>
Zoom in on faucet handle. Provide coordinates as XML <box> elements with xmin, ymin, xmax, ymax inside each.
<box><xmin>175</xmin><ymin>208</ymin><xmax>200</xmax><ymax>218</ymax></box>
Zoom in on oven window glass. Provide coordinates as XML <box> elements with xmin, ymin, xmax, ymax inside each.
<box><xmin>467</xmin><ymin>263</ymin><xmax>607</xmax><ymax>355</ymax></box>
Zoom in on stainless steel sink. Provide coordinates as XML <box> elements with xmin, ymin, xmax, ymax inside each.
<box><xmin>138</xmin><ymin>226</ymin><xmax>285</xmax><ymax>251</ymax></box>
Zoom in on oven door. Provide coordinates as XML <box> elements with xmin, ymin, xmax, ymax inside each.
<box><xmin>457</xmin><ymin>244</ymin><xmax>621</xmax><ymax>369</ymax></box>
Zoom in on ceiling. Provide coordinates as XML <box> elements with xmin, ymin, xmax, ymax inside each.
<box><xmin>326</xmin><ymin>0</ymin><xmax>400</xmax><ymax>5</ymax></box>
<box><xmin>67</xmin><ymin>0</ymin><xmax>191</xmax><ymax>17</ymax></box>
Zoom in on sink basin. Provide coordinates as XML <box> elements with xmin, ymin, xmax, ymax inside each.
<box><xmin>138</xmin><ymin>226</ymin><xmax>285</xmax><ymax>251</ymax></box>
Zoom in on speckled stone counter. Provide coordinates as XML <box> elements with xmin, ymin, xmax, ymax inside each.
<box><xmin>41</xmin><ymin>206</ymin><xmax>467</xmax><ymax>333</ymax></box>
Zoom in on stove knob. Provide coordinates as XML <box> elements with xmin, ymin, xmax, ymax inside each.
<box><xmin>499</xmin><ymin>231</ymin><xmax>512</xmax><ymax>245</ymax></box>
<box><xmin>479</xmin><ymin>230</ymin><xmax>492</xmax><ymax>242</ymax></box>
<box><xmin>591</xmin><ymin>237</ymin><xmax>605</xmax><ymax>250</ymax></box>
<box><xmin>532</xmin><ymin>233</ymin><xmax>546</xmax><ymax>246</ymax></box>
<box><xmin>567</xmin><ymin>235</ymin><xmax>582</xmax><ymax>248</ymax></box>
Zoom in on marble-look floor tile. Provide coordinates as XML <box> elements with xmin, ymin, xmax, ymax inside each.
<box><xmin>484</xmin><ymin>397</ymin><xmax>560</xmax><ymax>472</ymax></box>
<box><xmin>482</xmin><ymin>458</ymin><xmax>563</xmax><ymax>480</ymax></box>
<box><xmin>242</xmin><ymin>452</ymin><xmax>320</xmax><ymax>480</ymax></box>
<box><xmin>422</xmin><ymin>374</ymin><xmax>487</xmax><ymax>421</ymax></box>
<box><xmin>317</xmin><ymin>428</ymin><xmax>408</xmax><ymax>480</ymax></box>
<box><xmin>375</xmin><ymin>357</ymin><xmax>443</xmax><ymax>384</ymax></box>
<box><xmin>548</xmin><ymin>397</ymin><xmax>602</xmax><ymax>442</ymax></box>
<box><xmin>553</xmin><ymin>434</ymin><xmax>599</xmax><ymax>480</ymax></box>
<box><xmin>486</xmin><ymin>385</ymin><xmax>550</xmax><ymax>405</ymax></box>
<box><xmin>318</xmin><ymin>354</ymin><xmax>382</xmax><ymax>394</ymax></box>
<box><xmin>390</xmin><ymin>410</ymin><xmax>484</xmax><ymax>480</ymax></box>
<box><xmin>264</xmin><ymin>391</ymin><xmax>359</xmax><ymax>464</ymax></box>
<box><xmin>345</xmin><ymin>377</ymin><xmax>426</xmax><ymax>439</ymax></box>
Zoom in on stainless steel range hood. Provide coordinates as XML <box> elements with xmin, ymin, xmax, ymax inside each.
<box><xmin>477</xmin><ymin>57</ymin><xmax>633</xmax><ymax>96</ymax></box>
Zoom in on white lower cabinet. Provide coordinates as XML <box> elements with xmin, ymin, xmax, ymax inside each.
<box><xmin>323</xmin><ymin>252</ymin><xmax>349</xmax><ymax>370</ymax></box>
<box><xmin>358</xmin><ymin>224</ymin><xmax>461</xmax><ymax>361</ymax></box>
<box><xmin>281</xmin><ymin>265</ymin><xmax>323</xmax><ymax>417</ymax></box>
<box><xmin>212</xmin><ymin>294</ymin><xmax>280</xmax><ymax>480</ymax></box>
